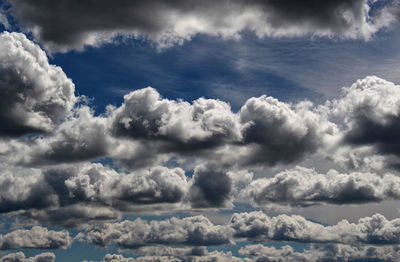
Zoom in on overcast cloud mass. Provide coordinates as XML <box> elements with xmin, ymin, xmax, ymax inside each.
<box><xmin>1</xmin><ymin>0</ymin><xmax>400</xmax><ymax>261</ymax></box>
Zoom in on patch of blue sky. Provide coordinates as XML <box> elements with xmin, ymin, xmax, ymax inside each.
<box><xmin>48</xmin><ymin>28</ymin><xmax>400</xmax><ymax>116</ymax></box>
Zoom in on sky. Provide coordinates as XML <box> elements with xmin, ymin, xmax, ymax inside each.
<box><xmin>2</xmin><ymin>0</ymin><xmax>400</xmax><ymax>261</ymax></box>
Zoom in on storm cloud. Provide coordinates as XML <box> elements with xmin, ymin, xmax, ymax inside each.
<box><xmin>4</xmin><ymin>0</ymin><xmax>396</xmax><ymax>52</ymax></box>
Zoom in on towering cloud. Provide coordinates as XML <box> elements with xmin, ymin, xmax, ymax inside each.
<box><xmin>332</xmin><ymin>76</ymin><xmax>400</xmax><ymax>165</ymax></box>
<box><xmin>0</xmin><ymin>32</ymin><xmax>76</xmax><ymax>136</ymax></box>
<box><xmin>5</xmin><ymin>0</ymin><xmax>395</xmax><ymax>52</ymax></box>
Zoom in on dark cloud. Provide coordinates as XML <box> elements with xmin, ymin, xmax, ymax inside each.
<box><xmin>0</xmin><ymin>252</ymin><xmax>56</xmax><ymax>262</ymax></box>
<box><xmin>244</xmin><ymin>166</ymin><xmax>400</xmax><ymax>206</ymax></box>
<box><xmin>84</xmin><ymin>215</ymin><xmax>232</xmax><ymax>248</ymax></box>
<box><xmin>0</xmin><ymin>32</ymin><xmax>76</xmax><ymax>137</ymax></box>
<box><xmin>188</xmin><ymin>164</ymin><xmax>233</xmax><ymax>208</ymax></box>
<box><xmin>331</xmin><ymin>76</ymin><xmax>400</xmax><ymax>168</ymax></box>
<box><xmin>238</xmin><ymin>98</ymin><xmax>333</xmax><ymax>166</ymax></box>
<box><xmin>0</xmin><ymin>226</ymin><xmax>71</xmax><ymax>249</ymax></box>
<box><xmin>6</xmin><ymin>0</ymin><xmax>394</xmax><ymax>52</ymax></box>
<box><xmin>0</xmin><ymin>162</ymin><xmax>188</xmax><ymax>226</ymax></box>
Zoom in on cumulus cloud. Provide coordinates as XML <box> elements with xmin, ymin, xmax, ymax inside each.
<box><xmin>230</xmin><ymin>211</ymin><xmax>400</xmax><ymax>245</ymax></box>
<box><xmin>0</xmin><ymin>226</ymin><xmax>71</xmax><ymax>249</ymax></box>
<box><xmin>0</xmin><ymin>162</ymin><xmax>188</xmax><ymax>226</ymax></box>
<box><xmin>108</xmin><ymin>87</ymin><xmax>336</xmax><ymax>169</ymax></box>
<box><xmin>244</xmin><ymin>166</ymin><xmax>400</xmax><ymax>206</ymax></box>
<box><xmin>238</xmin><ymin>97</ymin><xmax>336</xmax><ymax>166</ymax></box>
<box><xmin>0</xmin><ymin>31</ymin><xmax>76</xmax><ymax>136</ymax></box>
<box><xmin>5</xmin><ymin>0</ymin><xmax>396</xmax><ymax>52</ymax></box>
<box><xmin>0</xmin><ymin>252</ymin><xmax>56</xmax><ymax>262</ymax></box>
<box><xmin>240</xmin><ymin>243</ymin><xmax>400</xmax><ymax>262</ymax></box>
<box><xmin>330</xmin><ymin>76</ymin><xmax>400</xmax><ymax>168</ymax></box>
<box><xmin>84</xmin><ymin>215</ymin><xmax>232</xmax><ymax>248</ymax></box>
<box><xmin>188</xmin><ymin>164</ymin><xmax>233</xmax><ymax>208</ymax></box>
<box><xmin>110</xmin><ymin>87</ymin><xmax>241</xmax><ymax>154</ymax></box>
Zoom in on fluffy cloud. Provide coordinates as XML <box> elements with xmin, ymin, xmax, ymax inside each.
<box><xmin>244</xmin><ymin>166</ymin><xmax>400</xmax><ymax>206</ymax></box>
<box><xmin>5</xmin><ymin>0</ymin><xmax>396</xmax><ymax>52</ymax></box>
<box><xmin>110</xmin><ymin>87</ymin><xmax>241</xmax><ymax>153</ymax></box>
<box><xmin>188</xmin><ymin>164</ymin><xmax>233</xmax><ymax>208</ymax></box>
<box><xmin>0</xmin><ymin>162</ymin><xmax>188</xmax><ymax>226</ymax></box>
<box><xmin>0</xmin><ymin>252</ymin><xmax>56</xmax><ymax>262</ymax></box>
<box><xmin>230</xmin><ymin>211</ymin><xmax>400</xmax><ymax>245</ymax></box>
<box><xmin>108</xmin><ymin>87</ymin><xmax>336</xmax><ymax>169</ymax></box>
<box><xmin>240</xmin><ymin>243</ymin><xmax>400</xmax><ymax>262</ymax></box>
<box><xmin>0</xmin><ymin>226</ymin><xmax>71</xmax><ymax>249</ymax></box>
<box><xmin>238</xmin><ymin>97</ymin><xmax>336</xmax><ymax>166</ymax></box>
<box><xmin>85</xmin><ymin>215</ymin><xmax>232</xmax><ymax>248</ymax></box>
<box><xmin>0</xmin><ymin>32</ymin><xmax>76</xmax><ymax>136</ymax></box>
<box><xmin>331</xmin><ymin>76</ymin><xmax>400</xmax><ymax>167</ymax></box>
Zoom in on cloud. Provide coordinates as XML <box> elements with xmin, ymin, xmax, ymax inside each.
<box><xmin>188</xmin><ymin>164</ymin><xmax>233</xmax><ymax>208</ymax></box>
<box><xmin>238</xmin><ymin>97</ymin><xmax>336</xmax><ymax>166</ymax></box>
<box><xmin>240</xmin><ymin>243</ymin><xmax>400</xmax><ymax>262</ymax></box>
<box><xmin>0</xmin><ymin>162</ymin><xmax>188</xmax><ymax>226</ymax></box>
<box><xmin>0</xmin><ymin>226</ymin><xmax>71</xmax><ymax>249</ymax></box>
<box><xmin>243</xmin><ymin>166</ymin><xmax>400</xmax><ymax>206</ymax></box>
<box><xmin>230</xmin><ymin>211</ymin><xmax>400</xmax><ymax>245</ymax></box>
<box><xmin>0</xmin><ymin>32</ymin><xmax>76</xmax><ymax>137</ymax></box>
<box><xmin>110</xmin><ymin>87</ymin><xmax>241</xmax><ymax>153</ymax></box>
<box><xmin>5</xmin><ymin>0</ymin><xmax>396</xmax><ymax>52</ymax></box>
<box><xmin>0</xmin><ymin>252</ymin><xmax>56</xmax><ymax>262</ymax></box>
<box><xmin>84</xmin><ymin>215</ymin><xmax>232</xmax><ymax>248</ymax></box>
<box><xmin>331</xmin><ymin>76</ymin><xmax>400</xmax><ymax>167</ymax></box>
<box><xmin>108</xmin><ymin>87</ymin><xmax>336</xmax><ymax>169</ymax></box>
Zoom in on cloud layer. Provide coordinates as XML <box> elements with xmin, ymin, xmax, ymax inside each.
<box><xmin>4</xmin><ymin>0</ymin><xmax>396</xmax><ymax>52</ymax></box>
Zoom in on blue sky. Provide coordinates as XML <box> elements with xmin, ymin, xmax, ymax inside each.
<box><xmin>2</xmin><ymin>1</ymin><xmax>400</xmax><ymax>261</ymax></box>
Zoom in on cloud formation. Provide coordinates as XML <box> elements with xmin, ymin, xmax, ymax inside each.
<box><xmin>0</xmin><ymin>32</ymin><xmax>76</xmax><ymax>137</ymax></box>
<box><xmin>0</xmin><ymin>162</ymin><xmax>189</xmax><ymax>226</ymax></box>
<box><xmin>0</xmin><ymin>226</ymin><xmax>71</xmax><ymax>249</ymax></box>
<box><xmin>0</xmin><ymin>252</ymin><xmax>56</xmax><ymax>262</ymax></box>
<box><xmin>244</xmin><ymin>166</ymin><xmax>400</xmax><ymax>206</ymax></box>
<box><xmin>230</xmin><ymin>211</ymin><xmax>400</xmax><ymax>245</ymax></box>
<box><xmin>5</xmin><ymin>0</ymin><xmax>396</xmax><ymax>52</ymax></box>
<box><xmin>85</xmin><ymin>215</ymin><xmax>232</xmax><ymax>248</ymax></box>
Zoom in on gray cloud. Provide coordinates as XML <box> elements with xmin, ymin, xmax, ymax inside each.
<box><xmin>230</xmin><ymin>211</ymin><xmax>400</xmax><ymax>245</ymax></box>
<box><xmin>240</xmin><ymin>243</ymin><xmax>400</xmax><ymax>262</ymax></box>
<box><xmin>108</xmin><ymin>87</ymin><xmax>336</xmax><ymax>169</ymax></box>
<box><xmin>0</xmin><ymin>226</ymin><xmax>71</xmax><ymax>249</ymax></box>
<box><xmin>0</xmin><ymin>32</ymin><xmax>76</xmax><ymax>137</ymax></box>
<box><xmin>85</xmin><ymin>215</ymin><xmax>232</xmax><ymax>248</ymax></box>
<box><xmin>188</xmin><ymin>164</ymin><xmax>233</xmax><ymax>208</ymax></box>
<box><xmin>0</xmin><ymin>252</ymin><xmax>56</xmax><ymax>262</ymax></box>
<box><xmin>0</xmin><ymin>162</ymin><xmax>188</xmax><ymax>226</ymax></box>
<box><xmin>244</xmin><ymin>166</ymin><xmax>400</xmax><ymax>206</ymax></box>
<box><xmin>331</xmin><ymin>76</ymin><xmax>400</xmax><ymax>168</ymax></box>
<box><xmin>238</xmin><ymin>98</ymin><xmax>335</xmax><ymax>167</ymax></box>
<box><xmin>5</xmin><ymin>0</ymin><xmax>395</xmax><ymax>52</ymax></box>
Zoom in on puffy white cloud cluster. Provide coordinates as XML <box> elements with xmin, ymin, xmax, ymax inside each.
<box><xmin>230</xmin><ymin>211</ymin><xmax>400</xmax><ymax>245</ymax></box>
<box><xmin>5</xmin><ymin>0</ymin><xmax>397</xmax><ymax>52</ymax></box>
<box><xmin>239</xmin><ymin>243</ymin><xmax>400</xmax><ymax>262</ymax></box>
<box><xmin>0</xmin><ymin>226</ymin><xmax>71</xmax><ymax>249</ymax></box>
<box><xmin>244</xmin><ymin>166</ymin><xmax>400</xmax><ymax>206</ymax></box>
<box><xmin>0</xmin><ymin>252</ymin><xmax>56</xmax><ymax>262</ymax></box>
<box><xmin>85</xmin><ymin>215</ymin><xmax>232</xmax><ymax>248</ymax></box>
